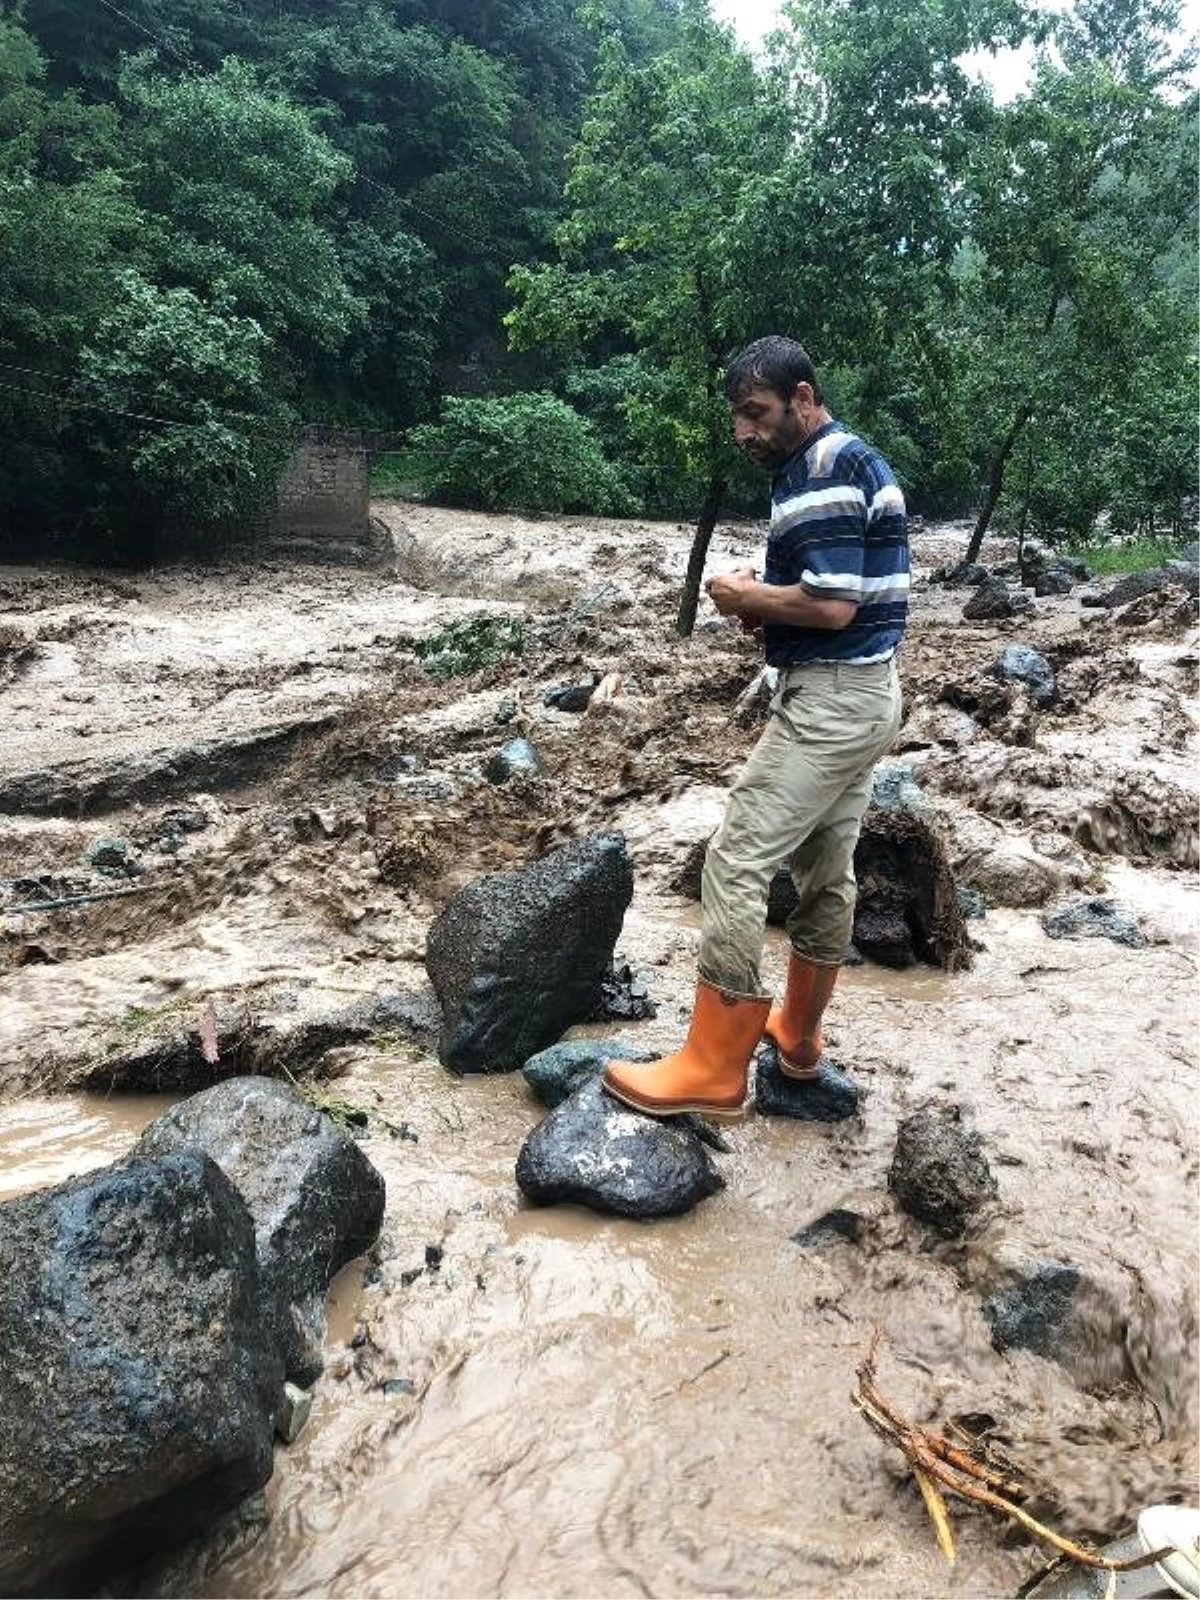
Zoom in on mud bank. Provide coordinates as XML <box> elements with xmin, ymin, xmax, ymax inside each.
<box><xmin>1</xmin><ymin>507</ymin><xmax>1197</xmax><ymax>1598</ymax></box>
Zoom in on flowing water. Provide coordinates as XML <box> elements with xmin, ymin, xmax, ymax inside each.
<box><xmin>1</xmin><ymin>512</ymin><xmax>1196</xmax><ymax>1598</ymax></box>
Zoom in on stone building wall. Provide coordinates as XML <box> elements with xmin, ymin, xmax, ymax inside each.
<box><xmin>266</xmin><ymin>425</ymin><xmax>391</xmax><ymax>565</ymax></box>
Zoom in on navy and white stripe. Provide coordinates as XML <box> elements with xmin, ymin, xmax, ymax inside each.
<box><xmin>763</xmin><ymin>420</ymin><xmax>909</xmax><ymax>666</ymax></box>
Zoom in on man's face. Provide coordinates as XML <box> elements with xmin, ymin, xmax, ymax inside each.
<box><xmin>729</xmin><ymin>382</ymin><xmax>813</xmax><ymax>470</ymax></box>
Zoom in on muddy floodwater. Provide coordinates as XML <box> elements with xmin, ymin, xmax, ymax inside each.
<box><xmin>1</xmin><ymin>505</ymin><xmax>1197</xmax><ymax>1598</ymax></box>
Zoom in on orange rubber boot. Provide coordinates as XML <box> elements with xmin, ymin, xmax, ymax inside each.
<box><xmin>763</xmin><ymin>952</ymin><xmax>839</xmax><ymax>1079</ymax></box>
<box><xmin>602</xmin><ymin>980</ymin><xmax>771</xmax><ymax>1119</ymax></box>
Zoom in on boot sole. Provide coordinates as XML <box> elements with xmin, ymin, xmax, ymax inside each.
<box><xmin>601</xmin><ymin>1079</ymin><xmax>748</xmax><ymax>1121</ymax></box>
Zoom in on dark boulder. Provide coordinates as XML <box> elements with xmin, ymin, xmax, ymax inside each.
<box><xmin>988</xmin><ymin>644</ymin><xmax>1057</xmax><ymax>707</ymax></box>
<box><xmin>963</xmin><ymin>579</ymin><xmax>1035</xmax><ymax>621</ymax></box>
<box><xmin>515</xmin><ymin>1076</ymin><xmax>724</xmax><ymax>1217</ymax></box>
<box><xmin>888</xmin><ymin>1101</ymin><xmax>998</xmax><ymax>1237</ymax></box>
<box><xmin>1081</xmin><ymin>564</ymin><xmax>1199</xmax><ymax>609</ymax></box>
<box><xmin>591</xmin><ymin>960</ymin><xmax>657</xmax><ymax>1021</ymax></box>
<box><xmin>0</xmin><ymin>1153</ymin><xmax>282</xmax><ymax>1598</ymax></box>
<box><xmin>485</xmin><ymin>737</ymin><xmax>544</xmax><ymax>783</ymax></box>
<box><xmin>135</xmin><ymin>1078</ymin><xmax>385</xmax><ymax>1386</ymax></box>
<box><xmin>522</xmin><ymin>1036</ymin><xmax>656</xmax><ymax>1108</ymax></box>
<box><xmin>426</xmin><ymin>832</ymin><xmax>633</xmax><ymax>1073</ymax></box>
<box><xmin>543</xmin><ymin>677</ymin><xmax>599</xmax><ymax>712</ymax></box>
<box><xmin>755</xmin><ymin>1047</ymin><xmax>859</xmax><ymax>1121</ymax></box>
<box><xmin>930</xmin><ymin>562</ymin><xmax>990</xmax><ymax>587</ymax></box>
<box><xmin>1040</xmin><ymin>896</ymin><xmax>1145</xmax><ymax>948</ymax></box>
<box><xmin>853</xmin><ymin>805</ymin><xmax>972</xmax><ymax>971</ymax></box>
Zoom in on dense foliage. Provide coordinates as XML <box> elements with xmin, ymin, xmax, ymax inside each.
<box><xmin>0</xmin><ymin>0</ymin><xmax>1194</xmax><ymax>557</ymax></box>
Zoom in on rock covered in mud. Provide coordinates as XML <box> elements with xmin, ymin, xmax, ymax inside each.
<box><xmin>426</xmin><ymin>831</ymin><xmax>633</xmax><ymax>1073</ymax></box>
<box><xmin>0</xmin><ymin>1153</ymin><xmax>282</xmax><ymax>1598</ymax></box>
<box><xmin>988</xmin><ymin>644</ymin><xmax>1057</xmax><ymax>707</ymax></box>
<box><xmin>888</xmin><ymin>1102</ymin><xmax>998</xmax><ymax>1237</ymax></box>
<box><xmin>853</xmin><ymin>805</ymin><xmax>972</xmax><ymax>970</ymax></box>
<box><xmin>522</xmin><ymin>1036</ymin><xmax>655</xmax><ymax>1107</ymax></box>
<box><xmin>515</xmin><ymin>1076</ymin><xmax>724</xmax><ymax>1218</ymax></box>
<box><xmin>1040</xmin><ymin>896</ymin><xmax>1146</xmax><ymax>948</ymax></box>
<box><xmin>958</xmin><ymin>841</ymin><xmax>1065</xmax><ymax>908</ymax></box>
<box><xmin>962</xmin><ymin>578</ymin><xmax>1034</xmax><ymax>621</ymax></box>
<box><xmin>83</xmin><ymin>997</ymin><xmax>381</xmax><ymax>1094</ymax></box>
<box><xmin>755</xmin><ymin>1047</ymin><xmax>859</xmax><ymax>1121</ymax></box>
<box><xmin>135</xmin><ymin>1077</ymin><xmax>385</xmax><ymax>1385</ymax></box>
<box><xmin>870</xmin><ymin>761</ymin><xmax>927</xmax><ymax>811</ymax></box>
<box><xmin>591</xmin><ymin>959</ymin><xmax>657</xmax><ymax>1021</ymax></box>
<box><xmin>930</xmin><ymin>561</ymin><xmax>990</xmax><ymax>587</ymax></box>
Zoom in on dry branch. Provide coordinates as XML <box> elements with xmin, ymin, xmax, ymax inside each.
<box><xmin>852</xmin><ymin>1334</ymin><xmax>1172</xmax><ymax>1574</ymax></box>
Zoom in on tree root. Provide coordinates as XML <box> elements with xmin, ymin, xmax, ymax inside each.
<box><xmin>852</xmin><ymin>1332</ymin><xmax>1172</xmax><ymax>1573</ymax></box>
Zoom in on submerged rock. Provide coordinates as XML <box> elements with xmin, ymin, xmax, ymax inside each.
<box><xmin>522</xmin><ymin>1036</ymin><xmax>655</xmax><ymax>1108</ymax></box>
<box><xmin>982</xmin><ymin>1258</ymin><xmax>1081</xmax><ymax>1360</ymax></box>
<box><xmin>1040</xmin><ymin>896</ymin><xmax>1146</xmax><ymax>948</ymax></box>
<box><xmin>988</xmin><ymin>644</ymin><xmax>1057</xmax><ymax>707</ymax></box>
<box><xmin>755</xmin><ymin>1047</ymin><xmax>859</xmax><ymax>1121</ymax></box>
<box><xmin>426</xmin><ymin>831</ymin><xmax>633</xmax><ymax>1073</ymax></box>
<box><xmin>791</xmin><ymin>1206</ymin><xmax>866</xmax><ymax>1248</ymax></box>
<box><xmin>135</xmin><ymin>1077</ymin><xmax>385</xmax><ymax>1385</ymax></box>
<box><xmin>853</xmin><ymin>805</ymin><xmax>972</xmax><ymax>970</ymax></box>
<box><xmin>515</xmin><ymin>1076</ymin><xmax>724</xmax><ymax>1218</ymax></box>
<box><xmin>888</xmin><ymin>1101</ymin><xmax>998</xmax><ymax>1237</ymax></box>
<box><xmin>0</xmin><ymin>1153</ymin><xmax>282</xmax><ymax>1598</ymax></box>
<box><xmin>963</xmin><ymin>579</ymin><xmax>1034</xmax><ymax>621</ymax></box>
<box><xmin>958</xmin><ymin>842</ymin><xmax>1064</xmax><ymax>909</ymax></box>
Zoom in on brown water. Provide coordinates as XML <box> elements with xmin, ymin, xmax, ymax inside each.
<box><xmin>2</xmin><ymin>513</ymin><xmax>1197</xmax><ymax>1599</ymax></box>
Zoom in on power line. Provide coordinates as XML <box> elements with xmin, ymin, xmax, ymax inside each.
<box><xmin>94</xmin><ymin>0</ymin><xmax>194</xmax><ymax>67</ymax></box>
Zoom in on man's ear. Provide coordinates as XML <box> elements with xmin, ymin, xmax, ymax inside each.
<box><xmin>791</xmin><ymin>382</ymin><xmax>814</xmax><ymax>411</ymax></box>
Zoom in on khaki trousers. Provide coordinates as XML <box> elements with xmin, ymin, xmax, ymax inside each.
<box><xmin>699</xmin><ymin>657</ymin><xmax>902</xmax><ymax>996</ymax></box>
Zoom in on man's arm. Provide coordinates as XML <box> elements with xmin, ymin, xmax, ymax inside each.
<box><xmin>706</xmin><ymin>566</ymin><xmax>857</xmax><ymax>631</ymax></box>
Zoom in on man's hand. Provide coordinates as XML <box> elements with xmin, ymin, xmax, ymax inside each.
<box><xmin>706</xmin><ymin>566</ymin><xmax>758</xmax><ymax>617</ymax></box>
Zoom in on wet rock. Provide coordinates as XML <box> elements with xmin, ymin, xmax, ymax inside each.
<box><xmin>590</xmin><ymin>960</ymin><xmax>657</xmax><ymax>1021</ymax></box>
<box><xmin>888</xmin><ymin>1102</ymin><xmax>998</xmax><ymax>1237</ymax></box>
<box><xmin>368</xmin><ymin>986</ymin><xmax>443</xmax><ymax>1047</ymax></box>
<box><xmin>870</xmin><ymin>761</ymin><xmax>927</xmax><ymax>811</ymax></box>
<box><xmin>982</xmin><ymin>1259</ymin><xmax>1081</xmax><ymax>1360</ymax></box>
<box><xmin>135</xmin><ymin>1077</ymin><xmax>385</xmax><ymax>1387</ymax></box>
<box><xmin>515</xmin><ymin>1076</ymin><xmax>724</xmax><ymax>1218</ymax></box>
<box><xmin>1031</xmin><ymin>568</ymin><xmax>1074</xmax><ymax>596</ymax></box>
<box><xmin>962</xmin><ymin>578</ymin><xmax>1035</xmax><ymax>621</ymax></box>
<box><xmin>853</xmin><ymin>805</ymin><xmax>972</xmax><ymax>971</ymax></box>
<box><xmin>522</xmin><ymin>1037</ymin><xmax>656</xmax><ymax>1108</ymax></box>
<box><xmin>1019</xmin><ymin>545</ymin><xmax>1089</xmax><ymax>596</ymax></box>
<box><xmin>930</xmin><ymin>562</ymin><xmax>990</xmax><ymax>587</ymax></box>
<box><xmin>1040</xmin><ymin>896</ymin><xmax>1146</xmax><ymax>948</ymax></box>
<box><xmin>957</xmin><ymin>885</ymin><xmax>987</xmax><ymax>919</ymax></box>
<box><xmin>425</xmin><ymin>831</ymin><xmax>634</xmax><ymax>1073</ymax></box>
<box><xmin>987</xmin><ymin>645</ymin><xmax>1057</xmax><ymax>707</ymax></box>
<box><xmin>544</xmin><ymin>677</ymin><xmax>598</xmax><ymax>712</ymax></box>
<box><xmin>484</xmin><ymin>737</ymin><xmax>543</xmax><ymax>783</ymax></box>
<box><xmin>958</xmin><ymin>843</ymin><xmax>1064</xmax><ymax>909</ymax></box>
<box><xmin>791</xmin><ymin>1206</ymin><xmax>866</xmax><ymax>1247</ymax></box>
<box><xmin>755</xmin><ymin>1047</ymin><xmax>859</xmax><ymax>1121</ymax></box>
<box><xmin>0</xmin><ymin>1153</ymin><xmax>282</xmax><ymax>1598</ymax></box>
<box><xmin>86</xmin><ymin>835</ymin><xmax>143</xmax><ymax>876</ymax></box>
<box><xmin>1081</xmin><ymin>564</ymin><xmax>1199</xmax><ymax>609</ymax></box>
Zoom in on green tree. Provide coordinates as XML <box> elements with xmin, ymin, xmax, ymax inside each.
<box><xmin>508</xmin><ymin>4</ymin><xmax>790</xmax><ymax>632</ymax></box>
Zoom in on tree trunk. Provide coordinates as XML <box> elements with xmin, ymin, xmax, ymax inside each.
<box><xmin>675</xmin><ymin>471</ymin><xmax>726</xmax><ymax>637</ymax></box>
<box><xmin>963</xmin><ymin>402</ymin><xmax>1033</xmax><ymax>567</ymax></box>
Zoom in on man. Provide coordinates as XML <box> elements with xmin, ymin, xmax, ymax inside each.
<box><xmin>603</xmin><ymin>334</ymin><xmax>908</xmax><ymax>1118</ymax></box>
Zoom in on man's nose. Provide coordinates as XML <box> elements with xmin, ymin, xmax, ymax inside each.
<box><xmin>733</xmin><ymin>418</ymin><xmax>755</xmax><ymax>442</ymax></box>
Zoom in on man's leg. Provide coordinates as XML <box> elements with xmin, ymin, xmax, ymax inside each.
<box><xmin>604</xmin><ymin>661</ymin><xmax>900</xmax><ymax>1117</ymax></box>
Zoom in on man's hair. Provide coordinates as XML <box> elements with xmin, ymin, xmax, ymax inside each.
<box><xmin>724</xmin><ymin>336</ymin><xmax>823</xmax><ymax>405</ymax></box>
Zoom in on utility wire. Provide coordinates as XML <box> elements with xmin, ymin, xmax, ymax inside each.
<box><xmin>94</xmin><ymin>0</ymin><xmax>195</xmax><ymax>67</ymax></box>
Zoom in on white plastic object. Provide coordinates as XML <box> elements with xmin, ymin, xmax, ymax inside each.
<box><xmin>1137</xmin><ymin>1504</ymin><xmax>1200</xmax><ymax>1600</ymax></box>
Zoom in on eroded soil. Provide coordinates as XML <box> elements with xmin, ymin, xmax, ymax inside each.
<box><xmin>1</xmin><ymin>504</ymin><xmax>1197</xmax><ymax>1599</ymax></box>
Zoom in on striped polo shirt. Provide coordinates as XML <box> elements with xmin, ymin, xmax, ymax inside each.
<box><xmin>764</xmin><ymin>419</ymin><xmax>909</xmax><ymax>666</ymax></box>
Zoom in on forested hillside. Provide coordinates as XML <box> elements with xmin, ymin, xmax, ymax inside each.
<box><xmin>0</xmin><ymin>0</ymin><xmax>1195</xmax><ymax>557</ymax></box>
